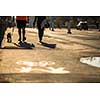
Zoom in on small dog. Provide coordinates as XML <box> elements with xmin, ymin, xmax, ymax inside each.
<box><xmin>7</xmin><ymin>32</ymin><xmax>12</xmax><ymax>43</ymax></box>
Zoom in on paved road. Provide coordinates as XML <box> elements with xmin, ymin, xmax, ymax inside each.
<box><xmin>0</xmin><ymin>28</ymin><xmax>100</xmax><ymax>83</ymax></box>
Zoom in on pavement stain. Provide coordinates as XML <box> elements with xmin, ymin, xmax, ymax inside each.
<box><xmin>80</xmin><ymin>57</ymin><xmax>100</xmax><ymax>68</ymax></box>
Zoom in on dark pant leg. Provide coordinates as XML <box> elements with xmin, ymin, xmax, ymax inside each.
<box><xmin>17</xmin><ymin>20</ymin><xmax>26</xmax><ymax>41</ymax></box>
<box><xmin>22</xmin><ymin>28</ymin><xmax>25</xmax><ymax>36</ymax></box>
<box><xmin>22</xmin><ymin>28</ymin><xmax>26</xmax><ymax>41</ymax></box>
<box><xmin>0</xmin><ymin>30</ymin><xmax>5</xmax><ymax>47</ymax></box>
<box><xmin>18</xmin><ymin>28</ymin><xmax>21</xmax><ymax>40</ymax></box>
<box><xmin>22</xmin><ymin>21</ymin><xmax>26</xmax><ymax>41</ymax></box>
<box><xmin>38</xmin><ymin>27</ymin><xmax>44</xmax><ymax>42</ymax></box>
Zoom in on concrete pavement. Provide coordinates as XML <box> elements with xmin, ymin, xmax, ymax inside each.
<box><xmin>0</xmin><ymin>28</ymin><xmax>100</xmax><ymax>82</ymax></box>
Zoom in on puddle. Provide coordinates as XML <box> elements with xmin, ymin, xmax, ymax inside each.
<box><xmin>80</xmin><ymin>57</ymin><xmax>100</xmax><ymax>68</ymax></box>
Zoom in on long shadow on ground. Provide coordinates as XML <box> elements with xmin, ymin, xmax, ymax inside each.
<box><xmin>13</xmin><ymin>42</ymin><xmax>35</xmax><ymax>49</ymax></box>
<box><xmin>41</xmin><ymin>42</ymin><xmax>56</xmax><ymax>49</ymax></box>
<box><xmin>1</xmin><ymin>42</ymin><xmax>35</xmax><ymax>49</ymax></box>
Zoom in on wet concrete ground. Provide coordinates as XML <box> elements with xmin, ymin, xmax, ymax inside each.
<box><xmin>0</xmin><ymin>28</ymin><xmax>100</xmax><ymax>83</ymax></box>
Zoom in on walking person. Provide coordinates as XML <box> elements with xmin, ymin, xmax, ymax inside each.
<box><xmin>16</xmin><ymin>16</ymin><xmax>28</xmax><ymax>42</ymax></box>
<box><xmin>67</xmin><ymin>20</ymin><xmax>72</xmax><ymax>34</ymax></box>
<box><xmin>49</xmin><ymin>16</ymin><xmax>54</xmax><ymax>31</ymax></box>
<box><xmin>95</xmin><ymin>20</ymin><xmax>99</xmax><ymax>29</ymax></box>
<box><xmin>33</xmin><ymin>16</ymin><xmax>46</xmax><ymax>43</ymax></box>
<box><xmin>0</xmin><ymin>16</ymin><xmax>10</xmax><ymax>48</ymax></box>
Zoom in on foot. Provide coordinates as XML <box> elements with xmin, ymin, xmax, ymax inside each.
<box><xmin>67</xmin><ymin>32</ymin><xmax>72</xmax><ymax>34</ymax></box>
<box><xmin>37</xmin><ymin>40</ymin><xmax>42</xmax><ymax>45</ymax></box>
<box><xmin>23</xmin><ymin>37</ymin><xmax>26</xmax><ymax>41</ymax></box>
<box><xmin>52</xmin><ymin>29</ymin><xmax>54</xmax><ymax>31</ymax></box>
<box><xmin>39</xmin><ymin>40</ymin><xmax>42</xmax><ymax>43</ymax></box>
<box><xmin>18</xmin><ymin>38</ymin><xmax>21</xmax><ymax>42</ymax></box>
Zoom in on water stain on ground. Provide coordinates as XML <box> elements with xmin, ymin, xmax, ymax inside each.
<box><xmin>80</xmin><ymin>57</ymin><xmax>100</xmax><ymax>68</ymax></box>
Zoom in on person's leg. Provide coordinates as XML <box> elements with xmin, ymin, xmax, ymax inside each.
<box><xmin>16</xmin><ymin>20</ymin><xmax>22</xmax><ymax>41</ymax></box>
<box><xmin>51</xmin><ymin>22</ymin><xmax>54</xmax><ymax>31</ymax></box>
<box><xmin>38</xmin><ymin>28</ymin><xmax>44</xmax><ymax>42</ymax></box>
<box><xmin>22</xmin><ymin>28</ymin><xmax>26</xmax><ymax>41</ymax></box>
<box><xmin>38</xmin><ymin>28</ymin><xmax>41</xmax><ymax>42</ymax></box>
<box><xmin>0</xmin><ymin>29</ymin><xmax>5</xmax><ymax>48</ymax></box>
<box><xmin>67</xmin><ymin>25</ymin><xmax>72</xmax><ymax>34</ymax></box>
<box><xmin>22</xmin><ymin>21</ymin><xmax>26</xmax><ymax>41</ymax></box>
<box><xmin>18</xmin><ymin>28</ymin><xmax>21</xmax><ymax>41</ymax></box>
<box><xmin>41</xmin><ymin>28</ymin><xmax>44</xmax><ymax>41</ymax></box>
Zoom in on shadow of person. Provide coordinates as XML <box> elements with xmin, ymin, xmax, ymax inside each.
<box><xmin>13</xmin><ymin>41</ymin><xmax>35</xmax><ymax>49</ymax></box>
<box><xmin>41</xmin><ymin>42</ymin><xmax>56</xmax><ymax>48</ymax></box>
